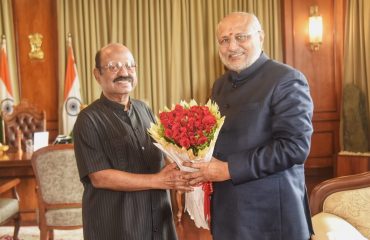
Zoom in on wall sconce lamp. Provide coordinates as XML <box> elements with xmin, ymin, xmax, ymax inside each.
<box><xmin>309</xmin><ymin>6</ymin><xmax>323</xmax><ymax>51</ymax></box>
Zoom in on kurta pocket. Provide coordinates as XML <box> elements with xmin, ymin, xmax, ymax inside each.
<box><xmin>236</xmin><ymin>176</ymin><xmax>281</xmax><ymax>232</ymax></box>
<box><xmin>110</xmin><ymin>135</ymin><xmax>133</xmax><ymax>170</ymax></box>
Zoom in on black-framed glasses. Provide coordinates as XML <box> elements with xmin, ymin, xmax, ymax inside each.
<box><xmin>218</xmin><ymin>30</ymin><xmax>260</xmax><ymax>48</ymax></box>
<box><xmin>100</xmin><ymin>61</ymin><xmax>137</xmax><ymax>73</ymax></box>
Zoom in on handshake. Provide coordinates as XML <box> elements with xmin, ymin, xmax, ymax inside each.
<box><xmin>158</xmin><ymin>157</ymin><xmax>230</xmax><ymax>192</ymax></box>
<box><xmin>156</xmin><ymin>157</ymin><xmax>231</xmax><ymax>229</ymax></box>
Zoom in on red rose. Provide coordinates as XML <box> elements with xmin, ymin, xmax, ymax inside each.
<box><xmin>156</xmin><ymin>100</ymin><xmax>222</xmax><ymax>156</ymax></box>
<box><xmin>179</xmin><ymin>137</ymin><xmax>191</xmax><ymax>149</ymax></box>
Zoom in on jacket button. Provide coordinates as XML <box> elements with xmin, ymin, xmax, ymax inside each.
<box><xmin>224</xmin><ymin>104</ymin><xmax>230</xmax><ymax>108</ymax></box>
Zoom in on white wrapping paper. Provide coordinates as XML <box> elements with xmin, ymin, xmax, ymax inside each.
<box><xmin>153</xmin><ymin>142</ymin><xmax>213</xmax><ymax>229</ymax></box>
<box><xmin>185</xmin><ymin>185</ymin><xmax>209</xmax><ymax>229</ymax></box>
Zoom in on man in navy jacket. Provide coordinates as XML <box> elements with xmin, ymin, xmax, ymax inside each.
<box><xmin>184</xmin><ymin>12</ymin><xmax>314</xmax><ymax>240</ymax></box>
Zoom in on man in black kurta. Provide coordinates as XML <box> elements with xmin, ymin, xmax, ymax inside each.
<box><xmin>73</xmin><ymin>43</ymin><xmax>190</xmax><ymax>240</ymax></box>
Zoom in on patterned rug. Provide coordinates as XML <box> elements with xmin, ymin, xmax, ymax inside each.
<box><xmin>0</xmin><ymin>226</ymin><xmax>83</xmax><ymax>240</ymax></box>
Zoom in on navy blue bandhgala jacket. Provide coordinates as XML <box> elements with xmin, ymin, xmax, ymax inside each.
<box><xmin>210</xmin><ymin>53</ymin><xmax>314</xmax><ymax>240</ymax></box>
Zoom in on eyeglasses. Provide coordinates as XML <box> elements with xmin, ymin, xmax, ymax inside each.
<box><xmin>100</xmin><ymin>61</ymin><xmax>137</xmax><ymax>73</ymax></box>
<box><xmin>218</xmin><ymin>31</ymin><xmax>260</xmax><ymax>48</ymax></box>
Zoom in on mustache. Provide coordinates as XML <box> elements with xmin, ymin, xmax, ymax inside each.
<box><xmin>113</xmin><ymin>76</ymin><xmax>134</xmax><ymax>83</ymax></box>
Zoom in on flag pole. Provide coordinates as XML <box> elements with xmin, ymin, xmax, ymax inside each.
<box><xmin>1</xmin><ymin>35</ymin><xmax>6</xmax><ymax>144</ymax></box>
<box><xmin>67</xmin><ymin>33</ymin><xmax>73</xmax><ymax>53</ymax></box>
<box><xmin>1</xmin><ymin>35</ymin><xmax>5</xmax><ymax>46</ymax></box>
<box><xmin>65</xmin><ymin>33</ymin><xmax>72</xmax><ymax>101</ymax></box>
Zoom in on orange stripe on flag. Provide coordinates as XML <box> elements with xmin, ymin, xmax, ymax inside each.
<box><xmin>0</xmin><ymin>43</ymin><xmax>13</xmax><ymax>97</ymax></box>
<box><xmin>64</xmin><ymin>46</ymin><xmax>76</xmax><ymax>100</ymax></box>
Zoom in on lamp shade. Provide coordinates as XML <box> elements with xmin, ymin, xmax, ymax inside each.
<box><xmin>309</xmin><ymin>15</ymin><xmax>323</xmax><ymax>43</ymax></box>
<box><xmin>309</xmin><ymin>6</ymin><xmax>323</xmax><ymax>50</ymax></box>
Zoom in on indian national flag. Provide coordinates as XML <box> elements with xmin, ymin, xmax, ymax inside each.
<box><xmin>62</xmin><ymin>36</ymin><xmax>83</xmax><ymax>136</ymax></box>
<box><xmin>0</xmin><ymin>37</ymin><xmax>14</xmax><ymax>143</ymax></box>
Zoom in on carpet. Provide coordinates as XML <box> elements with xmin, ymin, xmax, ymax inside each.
<box><xmin>0</xmin><ymin>226</ymin><xmax>83</xmax><ymax>240</ymax></box>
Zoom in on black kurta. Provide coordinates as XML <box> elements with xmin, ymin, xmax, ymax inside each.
<box><xmin>74</xmin><ymin>94</ymin><xmax>177</xmax><ymax>240</ymax></box>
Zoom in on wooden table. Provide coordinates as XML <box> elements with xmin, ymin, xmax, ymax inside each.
<box><xmin>0</xmin><ymin>151</ymin><xmax>37</xmax><ymax>225</ymax></box>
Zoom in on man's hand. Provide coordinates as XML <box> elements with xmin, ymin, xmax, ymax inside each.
<box><xmin>89</xmin><ymin>162</ymin><xmax>192</xmax><ymax>192</ymax></box>
<box><xmin>182</xmin><ymin>157</ymin><xmax>231</xmax><ymax>186</ymax></box>
<box><xmin>154</xmin><ymin>162</ymin><xmax>193</xmax><ymax>192</ymax></box>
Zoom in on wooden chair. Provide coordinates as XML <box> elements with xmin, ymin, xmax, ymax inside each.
<box><xmin>0</xmin><ymin>178</ymin><xmax>21</xmax><ymax>240</ymax></box>
<box><xmin>2</xmin><ymin>99</ymin><xmax>46</xmax><ymax>152</ymax></box>
<box><xmin>31</xmin><ymin>144</ymin><xmax>83</xmax><ymax>240</ymax></box>
<box><xmin>310</xmin><ymin>171</ymin><xmax>370</xmax><ymax>240</ymax></box>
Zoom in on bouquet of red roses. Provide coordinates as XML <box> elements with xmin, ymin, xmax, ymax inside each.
<box><xmin>148</xmin><ymin>99</ymin><xmax>225</xmax><ymax>229</ymax></box>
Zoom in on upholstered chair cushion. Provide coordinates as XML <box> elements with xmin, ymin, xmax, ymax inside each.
<box><xmin>312</xmin><ymin>212</ymin><xmax>367</xmax><ymax>240</ymax></box>
<box><xmin>45</xmin><ymin>208</ymin><xmax>82</xmax><ymax>226</ymax></box>
<box><xmin>34</xmin><ymin>149</ymin><xmax>83</xmax><ymax>204</ymax></box>
<box><xmin>35</xmin><ymin>208</ymin><xmax>82</xmax><ymax>227</ymax></box>
<box><xmin>322</xmin><ymin>187</ymin><xmax>370</xmax><ymax>238</ymax></box>
<box><xmin>0</xmin><ymin>198</ymin><xmax>19</xmax><ymax>223</ymax></box>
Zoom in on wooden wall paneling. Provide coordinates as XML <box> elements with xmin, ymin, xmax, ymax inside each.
<box><xmin>282</xmin><ymin>0</ymin><xmax>344</xmax><ymax>194</ymax></box>
<box><xmin>308</xmin><ymin>121</ymin><xmax>339</xmax><ymax>169</ymax></box>
<box><xmin>305</xmin><ymin>121</ymin><xmax>339</xmax><ymax>193</ymax></box>
<box><xmin>287</xmin><ymin>0</ymin><xmax>340</xmax><ymax>121</ymax></box>
<box><xmin>12</xmin><ymin>0</ymin><xmax>59</xmax><ymax>141</ymax></box>
<box><xmin>336</xmin><ymin>153</ymin><xmax>370</xmax><ymax>177</ymax></box>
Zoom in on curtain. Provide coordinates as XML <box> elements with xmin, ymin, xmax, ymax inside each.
<box><xmin>57</xmin><ymin>0</ymin><xmax>282</xmax><ymax>126</ymax></box>
<box><xmin>341</xmin><ymin>0</ymin><xmax>370</xmax><ymax>151</ymax></box>
<box><xmin>0</xmin><ymin>0</ymin><xmax>19</xmax><ymax>102</ymax></box>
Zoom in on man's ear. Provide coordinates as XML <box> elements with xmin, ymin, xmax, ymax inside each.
<box><xmin>259</xmin><ymin>30</ymin><xmax>265</xmax><ymax>44</ymax></box>
<box><xmin>93</xmin><ymin>68</ymin><xmax>101</xmax><ymax>83</ymax></box>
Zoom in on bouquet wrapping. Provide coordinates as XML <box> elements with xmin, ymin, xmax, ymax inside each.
<box><xmin>148</xmin><ymin>99</ymin><xmax>225</xmax><ymax>229</ymax></box>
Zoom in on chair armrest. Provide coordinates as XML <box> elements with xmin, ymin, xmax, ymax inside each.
<box><xmin>310</xmin><ymin>171</ymin><xmax>370</xmax><ymax>215</ymax></box>
<box><xmin>0</xmin><ymin>178</ymin><xmax>21</xmax><ymax>194</ymax></box>
<box><xmin>311</xmin><ymin>212</ymin><xmax>367</xmax><ymax>240</ymax></box>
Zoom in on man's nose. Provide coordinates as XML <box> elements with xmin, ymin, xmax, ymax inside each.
<box><xmin>117</xmin><ymin>66</ymin><xmax>129</xmax><ymax>75</ymax></box>
<box><xmin>228</xmin><ymin>38</ymin><xmax>239</xmax><ymax>50</ymax></box>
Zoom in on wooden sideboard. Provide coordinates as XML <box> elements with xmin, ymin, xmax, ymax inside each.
<box><xmin>0</xmin><ymin>151</ymin><xmax>36</xmax><ymax>225</ymax></box>
<box><xmin>336</xmin><ymin>151</ymin><xmax>370</xmax><ymax>177</ymax></box>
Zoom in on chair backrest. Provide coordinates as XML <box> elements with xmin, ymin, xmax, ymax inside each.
<box><xmin>31</xmin><ymin>144</ymin><xmax>83</xmax><ymax>205</ymax></box>
<box><xmin>3</xmin><ymin>99</ymin><xmax>46</xmax><ymax>152</ymax></box>
<box><xmin>310</xmin><ymin>171</ymin><xmax>370</xmax><ymax>238</ymax></box>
